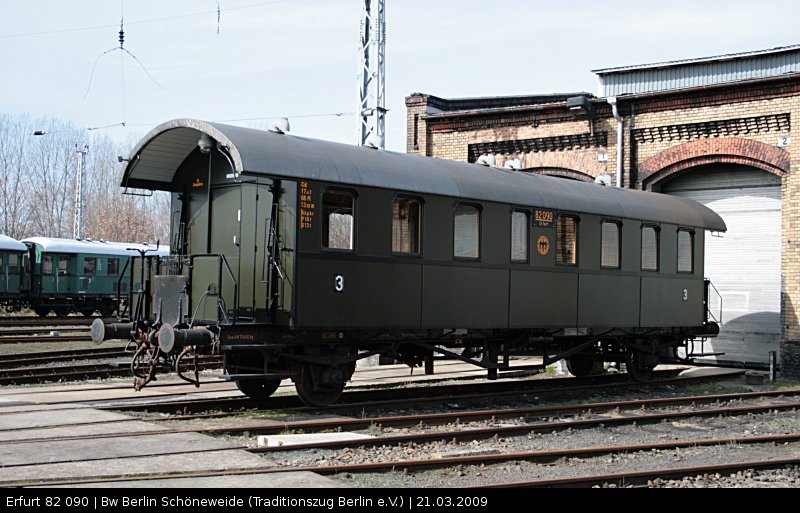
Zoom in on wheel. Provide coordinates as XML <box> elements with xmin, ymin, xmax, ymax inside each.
<box><xmin>294</xmin><ymin>364</ymin><xmax>346</xmax><ymax>407</ymax></box>
<box><xmin>80</xmin><ymin>308</ymin><xmax>96</xmax><ymax>317</ymax></box>
<box><xmin>33</xmin><ymin>307</ymin><xmax>50</xmax><ymax>317</ymax></box>
<box><xmin>235</xmin><ymin>378</ymin><xmax>281</xmax><ymax>400</ymax></box>
<box><xmin>627</xmin><ymin>350</ymin><xmax>657</xmax><ymax>382</ymax></box>
<box><xmin>99</xmin><ymin>304</ymin><xmax>115</xmax><ymax>318</ymax></box>
<box><xmin>225</xmin><ymin>349</ymin><xmax>283</xmax><ymax>400</ymax></box>
<box><xmin>566</xmin><ymin>354</ymin><xmax>598</xmax><ymax>378</ymax></box>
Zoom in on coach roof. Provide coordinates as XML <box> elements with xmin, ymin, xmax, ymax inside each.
<box><xmin>121</xmin><ymin>119</ymin><xmax>726</xmax><ymax>232</ymax></box>
<box><xmin>0</xmin><ymin>235</ymin><xmax>26</xmax><ymax>252</ymax></box>
<box><xmin>23</xmin><ymin>238</ymin><xmax>169</xmax><ymax>257</ymax></box>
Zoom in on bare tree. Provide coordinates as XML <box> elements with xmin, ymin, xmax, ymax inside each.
<box><xmin>0</xmin><ymin>112</ymin><xmax>170</xmax><ymax>245</ymax></box>
<box><xmin>0</xmin><ymin>114</ymin><xmax>32</xmax><ymax>238</ymax></box>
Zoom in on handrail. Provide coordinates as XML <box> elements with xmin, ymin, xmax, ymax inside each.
<box><xmin>705</xmin><ymin>278</ymin><xmax>723</xmax><ymax>324</ymax></box>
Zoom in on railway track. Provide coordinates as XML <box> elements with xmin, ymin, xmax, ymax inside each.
<box><xmin>5</xmin><ymin>433</ymin><xmax>799</xmax><ymax>488</ymax></box>
<box><xmin>0</xmin><ymin>347</ymin><xmax>130</xmax><ymax>369</ymax></box>
<box><xmin>8</xmin><ymin>384</ymin><xmax>796</xmax><ymax>448</ymax></box>
<box><xmin>478</xmin><ymin>458</ymin><xmax>800</xmax><ymax>488</ymax></box>
<box><xmin>0</xmin><ymin>355</ymin><xmax>224</xmax><ymax>386</ymax></box>
<box><xmin>0</xmin><ymin>316</ymin><xmax>96</xmax><ymax>328</ymax></box>
<box><xmin>0</xmin><ymin>326</ymin><xmax>92</xmax><ymax>336</ymax></box>
<box><xmin>0</xmin><ymin>334</ymin><xmax>93</xmax><ymax>345</ymax></box>
<box><xmin>100</xmin><ymin>368</ymin><xmax>732</xmax><ymax>418</ymax></box>
<box><xmin>1</xmin><ymin>378</ymin><xmax>796</xmax><ymax>488</ymax></box>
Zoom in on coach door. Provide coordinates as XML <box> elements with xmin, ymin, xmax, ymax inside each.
<box><xmin>0</xmin><ymin>253</ymin><xmax>6</xmax><ymax>295</ymax></box>
<box><xmin>5</xmin><ymin>252</ymin><xmax>21</xmax><ymax>295</ymax></box>
<box><xmin>663</xmin><ymin>165</ymin><xmax>781</xmax><ymax>366</ymax></box>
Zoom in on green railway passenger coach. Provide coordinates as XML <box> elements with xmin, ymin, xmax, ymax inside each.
<box><xmin>0</xmin><ymin>234</ymin><xmax>26</xmax><ymax>305</ymax></box>
<box><xmin>23</xmin><ymin>237</ymin><xmax>168</xmax><ymax>317</ymax></box>
<box><xmin>93</xmin><ymin>119</ymin><xmax>727</xmax><ymax>406</ymax></box>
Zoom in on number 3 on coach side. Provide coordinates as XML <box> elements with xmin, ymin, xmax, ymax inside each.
<box><xmin>334</xmin><ymin>274</ymin><xmax>345</xmax><ymax>293</ymax></box>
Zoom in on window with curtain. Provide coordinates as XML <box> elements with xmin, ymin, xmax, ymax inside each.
<box><xmin>678</xmin><ymin>229</ymin><xmax>694</xmax><ymax>273</ymax></box>
<box><xmin>556</xmin><ymin>215</ymin><xmax>578</xmax><ymax>266</ymax></box>
<box><xmin>641</xmin><ymin>225</ymin><xmax>659</xmax><ymax>272</ymax></box>
<box><xmin>601</xmin><ymin>221</ymin><xmax>621</xmax><ymax>269</ymax></box>
<box><xmin>454</xmin><ymin>204</ymin><xmax>480</xmax><ymax>259</ymax></box>
<box><xmin>511</xmin><ymin>210</ymin><xmax>529</xmax><ymax>263</ymax></box>
<box><xmin>392</xmin><ymin>197</ymin><xmax>421</xmax><ymax>254</ymax></box>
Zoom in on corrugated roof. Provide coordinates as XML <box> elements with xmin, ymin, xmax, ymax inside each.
<box><xmin>121</xmin><ymin>119</ymin><xmax>726</xmax><ymax>232</ymax></box>
<box><xmin>593</xmin><ymin>44</ymin><xmax>800</xmax><ymax>74</ymax></box>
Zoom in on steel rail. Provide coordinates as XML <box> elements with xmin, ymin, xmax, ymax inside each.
<box><xmin>0</xmin><ymin>356</ymin><xmax>223</xmax><ymax>385</ymax></box>
<box><xmin>475</xmin><ymin>457</ymin><xmax>800</xmax><ymax>488</ymax></box>
<box><xmin>97</xmin><ymin>369</ymin><xmax>699</xmax><ymax>415</ymax></box>
<box><xmin>4</xmin><ymin>433</ymin><xmax>800</xmax><ymax>488</ymax></box>
<box><xmin>0</xmin><ymin>335</ymin><xmax>93</xmax><ymax>345</ymax></box>
<box><xmin>4</xmin><ymin>391</ymin><xmax>799</xmax><ymax>451</ymax></box>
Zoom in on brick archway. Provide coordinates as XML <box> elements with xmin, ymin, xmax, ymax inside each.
<box><xmin>640</xmin><ymin>138</ymin><xmax>790</xmax><ymax>191</ymax></box>
<box><xmin>527</xmin><ymin>167</ymin><xmax>596</xmax><ymax>183</ymax></box>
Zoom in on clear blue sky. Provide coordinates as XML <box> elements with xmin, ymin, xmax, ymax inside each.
<box><xmin>2</xmin><ymin>0</ymin><xmax>798</xmax><ymax>152</ymax></box>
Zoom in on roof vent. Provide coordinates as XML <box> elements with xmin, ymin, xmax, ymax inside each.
<box><xmin>476</xmin><ymin>154</ymin><xmax>496</xmax><ymax>167</ymax></box>
<box><xmin>594</xmin><ymin>174</ymin><xmax>612</xmax><ymax>186</ymax></box>
<box><xmin>268</xmin><ymin>118</ymin><xmax>290</xmax><ymax>134</ymax></box>
<box><xmin>197</xmin><ymin>133</ymin><xmax>214</xmax><ymax>154</ymax></box>
<box><xmin>364</xmin><ymin>133</ymin><xmax>384</xmax><ymax>149</ymax></box>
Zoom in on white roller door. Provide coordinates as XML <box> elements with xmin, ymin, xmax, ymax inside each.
<box><xmin>663</xmin><ymin>166</ymin><xmax>781</xmax><ymax>366</ymax></box>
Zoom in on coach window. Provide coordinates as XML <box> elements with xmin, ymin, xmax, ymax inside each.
<box><xmin>58</xmin><ymin>256</ymin><xmax>69</xmax><ymax>276</ymax></box>
<box><xmin>511</xmin><ymin>210</ymin><xmax>530</xmax><ymax>263</ymax></box>
<box><xmin>43</xmin><ymin>255</ymin><xmax>54</xmax><ymax>275</ymax></box>
<box><xmin>392</xmin><ymin>197</ymin><xmax>422</xmax><ymax>254</ymax></box>
<box><xmin>556</xmin><ymin>215</ymin><xmax>578</xmax><ymax>266</ymax></box>
<box><xmin>454</xmin><ymin>204</ymin><xmax>481</xmax><ymax>260</ymax></box>
<box><xmin>83</xmin><ymin>257</ymin><xmax>97</xmax><ymax>276</ymax></box>
<box><xmin>8</xmin><ymin>254</ymin><xmax>17</xmax><ymax>274</ymax></box>
<box><xmin>677</xmin><ymin>229</ymin><xmax>694</xmax><ymax>273</ymax></box>
<box><xmin>641</xmin><ymin>225</ymin><xmax>660</xmax><ymax>272</ymax></box>
<box><xmin>322</xmin><ymin>189</ymin><xmax>355</xmax><ymax>251</ymax></box>
<box><xmin>601</xmin><ymin>220</ymin><xmax>622</xmax><ymax>269</ymax></box>
<box><xmin>108</xmin><ymin>258</ymin><xmax>119</xmax><ymax>276</ymax></box>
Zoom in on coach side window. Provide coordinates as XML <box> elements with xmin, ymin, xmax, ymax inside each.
<box><xmin>58</xmin><ymin>256</ymin><xmax>69</xmax><ymax>276</ymax></box>
<box><xmin>108</xmin><ymin>258</ymin><xmax>119</xmax><ymax>276</ymax></box>
<box><xmin>511</xmin><ymin>210</ymin><xmax>529</xmax><ymax>263</ymax></box>
<box><xmin>677</xmin><ymin>229</ymin><xmax>694</xmax><ymax>273</ymax></box>
<box><xmin>641</xmin><ymin>225</ymin><xmax>660</xmax><ymax>272</ymax></box>
<box><xmin>8</xmin><ymin>254</ymin><xmax>18</xmax><ymax>274</ymax></box>
<box><xmin>556</xmin><ymin>215</ymin><xmax>578</xmax><ymax>266</ymax></box>
<box><xmin>43</xmin><ymin>255</ymin><xmax>54</xmax><ymax>275</ymax></box>
<box><xmin>454</xmin><ymin>204</ymin><xmax>480</xmax><ymax>259</ymax></box>
<box><xmin>601</xmin><ymin>220</ymin><xmax>621</xmax><ymax>269</ymax></box>
<box><xmin>83</xmin><ymin>257</ymin><xmax>97</xmax><ymax>276</ymax></box>
<box><xmin>322</xmin><ymin>189</ymin><xmax>355</xmax><ymax>251</ymax></box>
<box><xmin>392</xmin><ymin>197</ymin><xmax>421</xmax><ymax>254</ymax></box>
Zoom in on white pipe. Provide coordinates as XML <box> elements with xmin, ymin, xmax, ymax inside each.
<box><xmin>608</xmin><ymin>96</ymin><xmax>624</xmax><ymax>188</ymax></box>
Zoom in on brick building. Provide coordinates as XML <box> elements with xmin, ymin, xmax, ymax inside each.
<box><xmin>406</xmin><ymin>45</ymin><xmax>800</xmax><ymax>377</ymax></box>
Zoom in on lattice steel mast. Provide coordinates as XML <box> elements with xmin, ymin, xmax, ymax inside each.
<box><xmin>357</xmin><ymin>0</ymin><xmax>386</xmax><ymax>149</ymax></box>
<box><xmin>73</xmin><ymin>144</ymin><xmax>89</xmax><ymax>239</ymax></box>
